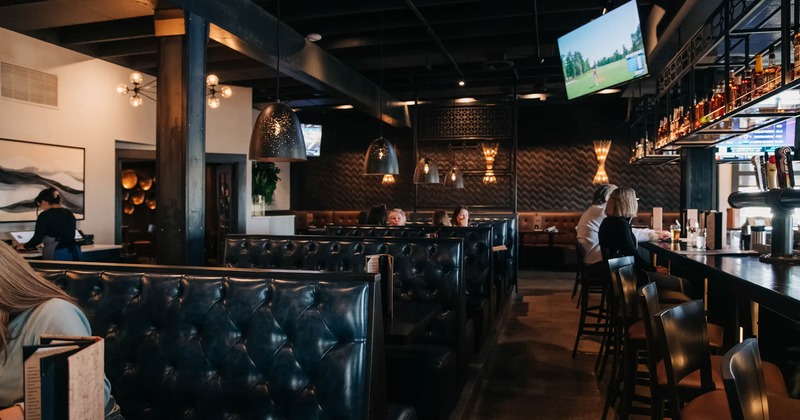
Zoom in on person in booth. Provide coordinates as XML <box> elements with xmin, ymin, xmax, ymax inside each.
<box><xmin>387</xmin><ymin>208</ymin><xmax>407</xmax><ymax>226</ymax></box>
<box><xmin>0</xmin><ymin>242</ymin><xmax>124</xmax><ymax>420</ymax></box>
<box><xmin>432</xmin><ymin>210</ymin><xmax>452</xmax><ymax>226</ymax></box>
<box><xmin>366</xmin><ymin>204</ymin><xmax>388</xmax><ymax>225</ymax></box>
<box><xmin>15</xmin><ymin>188</ymin><xmax>81</xmax><ymax>261</ymax></box>
<box><xmin>452</xmin><ymin>205</ymin><xmax>470</xmax><ymax>227</ymax></box>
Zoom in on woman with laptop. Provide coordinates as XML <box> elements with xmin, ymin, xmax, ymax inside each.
<box><xmin>14</xmin><ymin>188</ymin><xmax>81</xmax><ymax>261</ymax></box>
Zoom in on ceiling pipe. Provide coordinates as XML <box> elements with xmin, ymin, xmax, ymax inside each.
<box><xmin>404</xmin><ymin>0</ymin><xmax>465</xmax><ymax>80</ymax></box>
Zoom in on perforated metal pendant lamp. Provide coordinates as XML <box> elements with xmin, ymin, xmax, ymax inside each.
<box><xmin>413</xmin><ymin>157</ymin><xmax>440</xmax><ymax>184</ymax></box>
<box><xmin>444</xmin><ymin>166</ymin><xmax>464</xmax><ymax>188</ymax></box>
<box><xmin>249</xmin><ymin>102</ymin><xmax>307</xmax><ymax>162</ymax></box>
<box><xmin>364</xmin><ymin>137</ymin><xmax>399</xmax><ymax>175</ymax></box>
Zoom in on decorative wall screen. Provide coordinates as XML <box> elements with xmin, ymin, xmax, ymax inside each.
<box><xmin>416</xmin><ymin>105</ymin><xmax>515</xmax><ymax>210</ymax></box>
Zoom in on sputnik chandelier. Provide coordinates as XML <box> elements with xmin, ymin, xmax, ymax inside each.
<box><xmin>116</xmin><ymin>72</ymin><xmax>232</xmax><ymax>108</ymax></box>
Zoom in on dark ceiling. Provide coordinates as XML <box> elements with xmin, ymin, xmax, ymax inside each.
<box><xmin>0</xmin><ymin>0</ymin><xmax>702</xmax><ymax>111</ymax></box>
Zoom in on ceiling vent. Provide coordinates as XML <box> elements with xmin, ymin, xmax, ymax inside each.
<box><xmin>1</xmin><ymin>62</ymin><xmax>58</xmax><ymax>107</ymax></box>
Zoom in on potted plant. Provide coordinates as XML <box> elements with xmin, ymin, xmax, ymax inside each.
<box><xmin>251</xmin><ymin>162</ymin><xmax>281</xmax><ymax>215</ymax></box>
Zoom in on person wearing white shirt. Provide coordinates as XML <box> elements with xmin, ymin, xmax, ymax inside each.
<box><xmin>576</xmin><ymin>184</ymin><xmax>667</xmax><ymax>267</ymax></box>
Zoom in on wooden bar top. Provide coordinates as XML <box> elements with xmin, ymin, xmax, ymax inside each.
<box><xmin>641</xmin><ymin>241</ymin><xmax>800</xmax><ymax>322</ymax></box>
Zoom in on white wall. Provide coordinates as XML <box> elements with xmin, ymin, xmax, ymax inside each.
<box><xmin>0</xmin><ymin>28</ymin><xmax>291</xmax><ymax>244</ymax></box>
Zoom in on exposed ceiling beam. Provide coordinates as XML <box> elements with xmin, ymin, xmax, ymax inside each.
<box><xmin>162</xmin><ymin>0</ymin><xmax>411</xmax><ymax>128</ymax></box>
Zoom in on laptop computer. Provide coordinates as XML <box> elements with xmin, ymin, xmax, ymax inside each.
<box><xmin>9</xmin><ymin>230</ymin><xmax>83</xmax><ymax>246</ymax></box>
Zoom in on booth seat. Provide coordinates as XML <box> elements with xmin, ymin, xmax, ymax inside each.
<box><xmin>223</xmin><ymin>235</ymin><xmax>467</xmax><ymax>420</ymax></box>
<box><xmin>294</xmin><ymin>210</ymin><xmax>365</xmax><ymax>233</ymax></box>
<box><xmin>325</xmin><ymin>225</ymin><xmax>494</xmax><ymax>353</ymax></box>
<box><xmin>517</xmin><ymin>211</ymin><xmax>680</xmax><ymax>268</ymax></box>
<box><xmin>31</xmin><ymin>261</ymin><xmax>413</xmax><ymax>420</ymax></box>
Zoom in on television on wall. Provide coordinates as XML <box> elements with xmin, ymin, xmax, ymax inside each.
<box><xmin>715</xmin><ymin>119</ymin><xmax>796</xmax><ymax>162</ymax></box>
<box><xmin>557</xmin><ymin>0</ymin><xmax>648</xmax><ymax>100</ymax></box>
<box><xmin>301</xmin><ymin>123</ymin><xmax>322</xmax><ymax>157</ymax></box>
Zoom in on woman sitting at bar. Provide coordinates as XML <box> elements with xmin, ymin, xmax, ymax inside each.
<box><xmin>0</xmin><ymin>242</ymin><xmax>124</xmax><ymax>419</ymax></box>
<box><xmin>388</xmin><ymin>208</ymin><xmax>407</xmax><ymax>226</ymax></box>
<box><xmin>452</xmin><ymin>205</ymin><xmax>470</xmax><ymax>227</ymax></box>
<box><xmin>599</xmin><ymin>187</ymin><xmax>654</xmax><ymax>272</ymax></box>
<box><xmin>432</xmin><ymin>210</ymin><xmax>452</xmax><ymax>226</ymax></box>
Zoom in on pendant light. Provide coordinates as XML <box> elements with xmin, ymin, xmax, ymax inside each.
<box><xmin>413</xmin><ymin>156</ymin><xmax>440</xmax><ymax>184</ymax></box>
<box><xmin>249</xmin><ymin>0</ymin><xmax>306</xmax><ymax>162</ymax></box>
<box><xmin>364</xmin><ymin>1</ymin><xmax>399</xmax><ymax>177</ymax></box>
<box><xmin>444</xmin><ymin>144</ymin><xmax>464</xmax><ymax>188</ymax></box>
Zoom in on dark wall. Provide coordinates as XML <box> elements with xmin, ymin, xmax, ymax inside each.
<box><xmin>291</xmin><ymin>101</ymin><xmax>681</xmax><ymax>212</ymax></box>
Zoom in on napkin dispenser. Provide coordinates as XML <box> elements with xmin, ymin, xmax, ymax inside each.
<box><xmin>702</xmin><ymin>211</ymin><xmax>727</xmax><ymax>250</ymax></box>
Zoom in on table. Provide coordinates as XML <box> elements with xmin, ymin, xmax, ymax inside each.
<box><xmin>18</xmin><ymin>244</ymin><xmax>123</xmax><ymax>262</ymax></box>
<box><xmin>386</xmin><ymin>301</ymin><xmax>441</xmax><ymax>345</ymax></box>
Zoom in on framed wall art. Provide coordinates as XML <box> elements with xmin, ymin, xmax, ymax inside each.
<box><xmin>0</xmin><ymin>138</ymin><xmax>85</xmax><ymax>222</ymax></box>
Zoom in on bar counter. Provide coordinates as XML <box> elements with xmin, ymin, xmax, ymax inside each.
<box><xmin>641</xmin><ymin>240</ymin><xmax>800</xmax><ymax>395</ymax></box>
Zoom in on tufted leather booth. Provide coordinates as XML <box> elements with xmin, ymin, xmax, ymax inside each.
<box><xmin>324</xmin><ymin>225</ymin><xmax>494</xmax><ymax>351</ymax></box>
<box><xmin>222</xmin><ymin>235</ymin><xmax>466</xmax><ymax>420</ymax></box>
<box><xmin>471</xmin><ymin>214</ymin><xmax>518</xmax><ymax>295</ymax></box>
<box><xmin>294</xmin><ymin>210</ymin><xmax>365</xmax><ymax>233</ymax></box>
<box><xmin>30</xmin><ymin>261</ymin><xmax>410</xmax><ymax>420</ymax></box>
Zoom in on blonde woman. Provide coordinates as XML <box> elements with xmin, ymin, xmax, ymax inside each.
<box><xmin>0</xmin><ymin>242</ymin><xmax>122</xmax><ymax>419</ymax></box>
<box><xmin>388</xmin><ymin>208</ymin><xmax>407</xmax><ymax>226</ymax></box>
<box><xmin>598</xmin><ymin>187</ymin><xmax>653</xmax><ymax>272</ymax></box>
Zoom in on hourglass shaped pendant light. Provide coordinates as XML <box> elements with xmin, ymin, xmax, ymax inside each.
<box><xmin>249</xmin><ymin>0</ymin><xmax>306</xmax><ymax>162</ymax></box>
<box><xmin>592</xmin><ymin>140</ymin><xmax>611</xmax><ymax>184</ymax></box>
<box><xmin>481</xmin><ymin>142</ymin><xmax>499</xmax><ymax>184</ymax></box>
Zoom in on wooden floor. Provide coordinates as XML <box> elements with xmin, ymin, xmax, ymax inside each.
<box><xmin>469</xmin><ymin>270</ymin><xmax>619</xmax><ymax>419</ymax></box>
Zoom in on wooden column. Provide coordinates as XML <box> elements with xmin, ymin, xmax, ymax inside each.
<box><xmin>155</xmin><ymin>11</ymin><xmax>208</xmax><ymax>265</ymax></box>
<box><xmin>680</xmin><ymin>147</ymin><xmax>717</xmax><ymax>212</ymax></box>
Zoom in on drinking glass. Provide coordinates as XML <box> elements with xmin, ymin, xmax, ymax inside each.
<box><xmin>687</xmin><ymin>219</ymin><xmax>697</xmax><ymax>246</ymax></box>
<box><xmin>729</xmin><ymin>230</ymin><xmax>741</xmax><ymax>250</ymax></box>
<box><xmin>670</xmin><ymin>224</ymin><xmax>681</xmax><ymax>243</ymax></box>
<box><xmin>695</xmin><ymin>228</ymin><xmax>707</xmax><ymax>250</ymax></box>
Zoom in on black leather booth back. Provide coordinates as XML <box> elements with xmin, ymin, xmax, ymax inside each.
<box><xmin>223</xmin><ymin>235</ymin><xmax>466</xmax><ymax>351</ymax></box>
<box><xmin>471</xmin><ymin>214</ymin><xmax>518</xmax><ymax>290</ymax></box>
<box><xmin>324</xmin><ymin>226</ymin><xmax>492</xmax><ymax>302</ymax></box>
<box><xmin>31</xmin><ymin>261</ymin><xmax>385</xmax><ymax>420</ymax></box>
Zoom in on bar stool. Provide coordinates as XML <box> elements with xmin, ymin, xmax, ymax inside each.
<box><xmin>602</xmin><ymin>256</ymin><xmax>650</xmax><ymax>420</ymax></box>
<box><xmin>572</xmin><ymin>240</ymin><xmax>610</xmax><ymax>359</ymax></box>
<box><xmin>655</xmin><ymin>301</ymin><xmax>789</xmax><ymax>420</ymax></box>
<box><xmin>722</xmin><ymin>338</ymin><xmax>800</xmax><ymax>420</ymax></box>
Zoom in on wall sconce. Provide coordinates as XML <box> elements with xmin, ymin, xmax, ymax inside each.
<box><xmin>592</xmin><ymin>140</ymin><xmax>611</xmax><ymax>184</ymax></box>
<box><xmin>205</xmin><ymin>74</ymin><xmax>233</xmax><ymax>109</ymax></box>
<box><xmin>116</xmin><ymin>72</ymin><xmax>231</xmax><ymax>109</ymax></box>
<box><xmin>116</xmin><ymin>72</ymin><xmax>154</xmax><ymax>107</ymax></box>
<box><xmin>382</xmin><ymin>174</ymin><xmax>395</xmax><ymax>185</ymax></box>
<box><xmin>481</xmin><ymin>142</ymin><xmax>499</xmax><ymax>184</ymax></box>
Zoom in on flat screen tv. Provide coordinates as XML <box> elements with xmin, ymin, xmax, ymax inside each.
<box><xmin>715</xmin><ymin>119</ymin><xmax>796</xmax><ymax>162</ymax></box>
<box><xmin>557</xmin><ymin>0</ymin><xmax>648</xmax><ymax>100</ymax></box>
<box><xmin>301</xmin><ymin>123</ymin><xmax>322</xmax><ymax>157</ymax></box>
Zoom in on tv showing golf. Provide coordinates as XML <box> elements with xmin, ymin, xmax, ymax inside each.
<box><xmin>557</xmin><ymin>0</ymin><xmax>648</xmax><ymax>100</ymax></box>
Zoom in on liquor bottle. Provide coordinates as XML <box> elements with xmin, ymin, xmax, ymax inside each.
<box><xmin>753</xmin><ymin>53</ymin><xmax>764</xmax><ymax>96</ymax></box>
<box><xmin>763</xmin><ymin>46</ymin><xmax>780</xmax><ymax>92</ymax></box>
<box><xmin>694</xmin><ymin>97</ymin><xmax>703</xmax><ymax>129</ymax></box>
<box><xmin>794</xmin><ymin>31</ymin><xmax>800</xmax><ymax>79</ymax></box>
<box><xmin>728</xmin><ymin>70</ymin><xmax>739</xmax><ymax>111</ymax></box>
<box><xmin>733</xmin><ymin>71</ymin><xmax>743</xmax><ymax>107</ymax></box>
<box><xmin>741</xmin><ymin>66</ymin><xmax>753</xmax><ymax>103</ymax></box>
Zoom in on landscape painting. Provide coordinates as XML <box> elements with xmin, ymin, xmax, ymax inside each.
<box><xmin>0</xmin><ymin>139</ymin><xmax>85</xmax><ymax>222</ymax></box>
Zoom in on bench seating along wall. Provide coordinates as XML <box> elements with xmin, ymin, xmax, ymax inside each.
<box><xmin>294</xmin><ymin>210</ymin><xmax>364</xmax><ymax>232</ymax></box>
<box><xmin>325</xmin><ymin>225</ymin><xmax>494</xmax><ymax>350</ymax></box>
<box><xmin>31</xmin><ymin>261</ymin><xmax>391</xmax><ymax>420</ymax></box>
<box><xmin>517</xmin><ymin>211</ymin><xmax>680</xmax><ymax>266</ymax></box>
<box><xmin>223</xmin><ymin>235</ymin><xmax>465</xmax><ymax>419</ymax></box>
